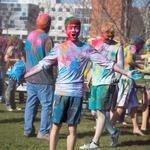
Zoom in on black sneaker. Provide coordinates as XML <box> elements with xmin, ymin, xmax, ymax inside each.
<box><xmin>111</xmin><ymin>129</ymin><xmax>120</xmax><ymax>147</ymax></box>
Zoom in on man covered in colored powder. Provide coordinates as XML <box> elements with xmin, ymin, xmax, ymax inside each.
<box><xmin>24</xmin><ymin>16</ymin><xmax>132</xmax><ymax>150</ymax></box>
<box><xmin>111</xmin><ymin>36</ymin><xmax>145</xmax><ymax>136</ymax></box>
<box><xmin>24</xmin><ymin>13</ymin><xmax>54</xmax><ymax>140</ymax></box>
<box><xmin>139</xmin><ymin>38</ymin><xmax>150</xmax><ymax>133</ymax></box>
<box><xmin>80</xmin><ymin>23</ymin><xmax>123</xmax><ymax>149</ymax></box>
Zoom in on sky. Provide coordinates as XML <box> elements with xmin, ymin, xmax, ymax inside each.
<box><xmin>132</xmin><ymin>0</ymin><xmax>150</xmax><ymax>8</ymax></box>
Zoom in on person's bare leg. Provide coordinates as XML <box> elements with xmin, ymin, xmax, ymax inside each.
<box><xmin>141</xmin><ymin>89</ymin><xmax>150</xmax><ymax>131</ymax></box>
<box><xmin>67</xmin><ymin>125</ymin><xmax>77</xmax><ymax>150</ymax></box>
<box><xmin>92</xmin><ymin>111</ymin><xmax>105</xmax><ymax>144</ymax></box>
<box><xmin>141</xmin><ymin>105</ymin><xmax>149</xmax><ymax>131</ymax></box>
<box><xmin>50</xmin><ymin>124</ymin><xmax>61</xmax><ymax>150</ymax></box>
<box><xmin>130</xmin><ymin>107</ymin><xmax>144</xmax><ymax>136</ymax></box>
<box><xmin>111</xmin><ymin>107</ymin><xmax>125</xmax><ymax>126</ymax></box>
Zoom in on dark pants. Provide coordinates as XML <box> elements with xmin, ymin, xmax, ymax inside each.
<box><xmin>5</xmin><ymin>78</ymin><xmax>17</xmax><ymax>109</ymax></box>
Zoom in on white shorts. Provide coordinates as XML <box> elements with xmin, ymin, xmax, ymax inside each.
<box><xmin>116</xmin><ymin>76</ymin><xmax>139</xmax><ymax>113</ymax></box>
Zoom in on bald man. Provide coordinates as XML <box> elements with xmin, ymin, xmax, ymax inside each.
<box><xmin>24</xmin><ymin>13</ymin><xmax>54</xmax><ymax>140</ymax></box>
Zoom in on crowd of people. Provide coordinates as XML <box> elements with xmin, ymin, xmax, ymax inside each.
<box><xmin>0</xmin><ymin>13</ymin><xmax>150</xmax><ymax>150</ymax></box>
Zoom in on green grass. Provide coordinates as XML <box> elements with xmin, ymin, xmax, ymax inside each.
<box><xmin>0</xmin><ymin>103</ymin><xmax>150</xmax><ymax>150</ymax></box>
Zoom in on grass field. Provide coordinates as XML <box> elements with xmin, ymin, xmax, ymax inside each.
<box><xmin>0</xmin><ymin>102</ymin><xmax>150</xmax><ymax>150</ymax></box>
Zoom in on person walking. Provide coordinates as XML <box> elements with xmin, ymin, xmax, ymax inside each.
<box><xmin>80</xmin><ymin>23</ymin><xmax>123</xmax><ymax>149</ymax></box>
<box><xmin>4</xmin><ymin>35</ymin><xmax>25</xmax><ymax>111</ymax></box>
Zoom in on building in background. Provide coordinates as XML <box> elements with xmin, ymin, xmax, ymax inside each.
<box><xmin>0</xmin><ymin>0</ymin><xmax>91</xmax><ymax>43</ymax></box>
<box><xmin>0</xmin><ymin>1</ymin><xmax>40</xmax><ymax>39</ymax></box>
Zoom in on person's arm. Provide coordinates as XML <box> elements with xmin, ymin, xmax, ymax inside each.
<box><xmin>89</xmin><ymin>47</ymin><xmax>131</xmax><ymax>78</ymax></box>
<box><xmin>89</xmin><ymin>47</ymin><xmax>115</xmax><ymax>69</ymax></box>
<box><xmin>24</xmin><ymin>64</ymin><xmax>43</xmax><ymax>78</ymax></box>
<box><xmin>84</xmin><ymin>68</ymin><xmax>92</xmax><ymax>92</ymax></box>
<box><xmin>24</xmin><ymin>47</ymin><xmax>57</xmax><ymax>79</ymax></box>
<box><xmin>113</xmin><ymin>63</ymin><xmax>130</xmax><ymax>77</ymax></box>
<box><xmin>4</xmin><ymin>53</ymin><xmax>19</xmax><ymax>63</ymax></box>
<box><xmin>117</xmin><ymin>44</ymin><xmax>124</xmax><ymax>68</ymax></box>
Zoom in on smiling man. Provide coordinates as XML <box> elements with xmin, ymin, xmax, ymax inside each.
<box><xmin>24</xmin><ymin>16</ymin><xmax>132</xmax><ymax>150</ymax></box>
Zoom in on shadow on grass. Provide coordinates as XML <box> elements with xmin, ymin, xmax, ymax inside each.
<box><xmin>58</xmin><ymin>131</ymin><xmax>95</xmax><ymax>139</ymax></box>
<box><xmin>78</xmin><ymin>131</ymin><xmax>94</xmax><ymax>138</ymax></box>
<box><xmin>120</xmin><ymin>139</ymin><xmax>150</xmax><ymax>146</ymax></box>
<box><xmin>0</xmin><ymin>117</ymin><xmax>24</xmax><ymax>123</ymax></box>
<box><xmin>0</xmin><ymin>110</ymin><xmax>6</xmax><ymax>113</ymax></box>
<box><xmin>0</xmin><ymin>117</ymin><xmax>40</xmax><ymax>124</ymax></box>
<box><xmin>119</xmin><ymin>129</ymin><xmax>134</xmax><ymax>136</ymax></box>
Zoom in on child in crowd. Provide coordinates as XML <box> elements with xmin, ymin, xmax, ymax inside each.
<box><xmin>4</xmin><ymin>36</ymin><xmax>25</xmax><ymax>111</ymax></box>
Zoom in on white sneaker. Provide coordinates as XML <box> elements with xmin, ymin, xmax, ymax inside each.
<box><xmin>6</xmin><ymin>106</ymin><xmax>13</xmax><ymax>112</ymax></box>
<box><xmin>80</xmin><ymin>141</ymin><xmax>99</xmax><ymax>149</ymax></box>
<box><xmin>16</xmin><ymin>107</ymin><xmax>22</xmax><ymax>111</ymax></box>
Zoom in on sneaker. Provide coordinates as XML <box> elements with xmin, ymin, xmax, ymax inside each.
<box><xmin>24</xmin><ymin>131</ymin><xmax>36</xmax><ymax>137</ymax></box>
<box><xmin>111</xmin><ymin>129</ymin><xmax>120</xmax><ymax>147</ymax></box>
<box><xmin>122</xmin><ymin>122</ymin><xmax>128</xmax><ymax>125</ymax></box>
<box><xmin>37</xmin><ymin>132</ymin><xmax>49</xmax><ymax>141</ymax></box>
<box><xmin>16</xmin><ymin>107</ymin><xmax>22</xmax><ymax>111</ymax></box>
<box><xmin>80</xmin><ymin>141</ymin><xmax>99</xmax><ymax>149</ymax></box>
<box><xmin>6</xmin><ymin>106</ymin><xmax>13</xmax><ymax>112</ymax></box>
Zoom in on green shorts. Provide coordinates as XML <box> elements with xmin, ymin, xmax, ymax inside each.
<box><xmin>89</xmin><ymin>85</ymin><xmax>111</xmax><ymax>110</ymax></box>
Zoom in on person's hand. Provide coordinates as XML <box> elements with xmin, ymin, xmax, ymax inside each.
<box><xmin>24</xmin><ymin>64</ymin><xmax>43</xmax><ymax>79</ymax></box>
<box><xmin>125</xmin><ymin>71</ymin><xmax>132</xmax><ymax>79</ymax></box>
<box><xmin>24</xmin><ymin>72</ymin><xmax>29</xmax><ymax>79</ymax></box>
<box><xmin>128</xmin><ymin>70</ymin><xmax>144</xmax><ymax>80</ymax></box>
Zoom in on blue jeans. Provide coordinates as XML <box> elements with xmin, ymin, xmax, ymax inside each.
<box><xmin>24</xmin><ymin>82</ymin><xmax>54</xmax><ymax>135</ymax></box>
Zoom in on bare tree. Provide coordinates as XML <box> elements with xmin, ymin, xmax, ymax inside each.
<box><xmin>142</xmin><ymin>0</ymin><xmax>150</xmax><ymax>38</ymax></box>
<box><xmin>90</xmin><ymin>0</ymin><xmax>150</xmax><ymax>42</ymax></box>
<box><xmin>90</xmin><ymin>0</ymin><xmax>127</xmax><ymax>40</ymax></box>
<box><xmin>123</xmin><ymin>0</ymin><xmax>133</xmax><ymax>39</ymax></box>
